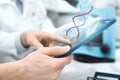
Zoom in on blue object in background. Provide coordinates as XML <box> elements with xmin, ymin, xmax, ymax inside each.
<box><xmin>73</xmin><ymin>7</ymin><xmax>116</xmax><ymax>63</ymax></box>
<box><xmin>87</xmin><ymin>72</ymin><xmax>120</xmax><ymax>80</ymax></box>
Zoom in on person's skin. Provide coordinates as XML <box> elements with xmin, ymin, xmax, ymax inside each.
<box><xmin>0</xmin><ymin>46</ymin><xmax>72</xmax><ymax>80</ymax></box>
<box><xmin>21</xmin><ymin>31</ymin><xmax>72</xmax><ymax>49</ymax></box>
<box><xmin>0</xmin><ymin>31</ymin><xmax>72</xmax><ymax>80</ymax></box>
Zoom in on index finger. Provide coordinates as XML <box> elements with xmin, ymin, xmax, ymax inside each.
<box><xmin>48</xmin><ymin>33</ymin><xmax>72</xmax><ymax>46</ymax></box>
<box><xmin>38</xmin><ymin>32</ymin><xmax>72</xmax><ymax>46</ymax></box>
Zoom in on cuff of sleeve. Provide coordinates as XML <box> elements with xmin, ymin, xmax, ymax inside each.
<box><xmin>15</xmin><ymin>34</ymin><xmax>29</xmax><ymax>54</ymax></box>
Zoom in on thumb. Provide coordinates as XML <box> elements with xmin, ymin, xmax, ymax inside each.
<box><xmin>30</xmin><ymin>38</ymin><xmax>44</xmax><ymax>49</ymax></box>
<box><xmin>36</xmin><ymin>46</ymin><xmax>71</xmax><ymax>56</ymax></box>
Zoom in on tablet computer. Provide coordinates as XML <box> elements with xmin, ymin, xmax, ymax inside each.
<box><xmin>57</xmin><ymin>18</ymin><xmax>116</xmax><ymax>58</ymax></box>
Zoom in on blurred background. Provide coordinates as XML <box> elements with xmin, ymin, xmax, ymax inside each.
<box><xmin>45</xmin><ymin>0</ymin><xmax>120</xmax><ymax>80</ymax></box>
<box><xmin>46</xmin><ymin>0</ymin><xmax>120</xmax><ymax>47</ymax></box>
<box><xmin>0</xmin><ymin>0</ymin><xmax>120</xmax><ymax>80</ymax></box>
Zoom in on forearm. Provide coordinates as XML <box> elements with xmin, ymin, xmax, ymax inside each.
<box><xmin>0</xmin><ymin>61</ymin><xmax>25</xmax><ymax>80</ymax></box>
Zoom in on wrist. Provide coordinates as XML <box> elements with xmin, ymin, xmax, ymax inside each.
<box><xmin>0</xmin><ymin>60</ymin><xmax>26</xmax><ymax>80</ymax></box>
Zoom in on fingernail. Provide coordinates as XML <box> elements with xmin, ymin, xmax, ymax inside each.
<box><xmin>63</xmin><ymin>46</ymin><xmax>71</xmax><ymax>49</ymax></box>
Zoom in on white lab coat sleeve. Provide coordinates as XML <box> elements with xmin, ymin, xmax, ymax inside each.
<box><xmin>15</xmin><ymin>34</ymin><xmax>29</xmax><ymax>54</ymax></box>
<box><xmin>40</xmin><ymin>17</ymin><xmax>56</xmax><ymax>33</ymax></box>
<box><xmin>0</xmin><ymin>31</ymin><xmax>19</xmax><ymax>53</ymax></box>
<box><xmin>0</xmin><ymin>31</ymin><xmax>32</xmax><ymax>55</ymax></box>
<box><xmin>15</xmin><ymin>34</ymin><xmax>36</xmax><ymax>55</ymax></box>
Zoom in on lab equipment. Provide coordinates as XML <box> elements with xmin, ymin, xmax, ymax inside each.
<box><xmin>87</xmin><ymin>72</ymin><xmax>120</xmax><ymax>80</ymax></box>
<box><xmin>65</xmin><ymin>0</ymin><xmax>79</xmax><ymax>7</ymax></box>
<box><xmin>66</xmin><ymin>0</ymin><xmax>93</xmax><ymax>10</ymax></box>
<box><xmin>55</xmin><ymin>0</ymin><xmax>116</xmax><ymax>60</ymax></box>
<box><xmin>57</xmin><ymin>17</ymin><xmax>116</xmax><ymax>58</ymax></box>
<box><xmin>73</xmin><ymin>7</ymin><xmax>116</xmax><ymax>62</ymax></box>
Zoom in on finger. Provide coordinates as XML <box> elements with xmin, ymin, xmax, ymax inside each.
<box><xmin>48</xmin><ymin>42</ymin><xmax>55</xmax><ymax>47</ymax></box>
<box><xmin>30</xmin><ymin>38</ymin><xmax>44</xmax><ymax>49</ymax></box>
<box><xmin>41</xmin><ymin>33</ymin><xmax>72</xmax><ymax>46</ymax></box>
<box><xmin>37</xmin><ymin>46</ymin><xmax>70</xmax><ymax>56</ymax></box>
<box><xmin>51</xmin><ymin>35</ymin><xmax>72</xmax><ymax>46</ymax></box>
<box><xmin>54</xmin><ymin>55</ymin><xmax>72</xmax><ymax>67</ymax></box>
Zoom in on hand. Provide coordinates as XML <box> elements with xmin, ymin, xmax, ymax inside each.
<box><xmin>21</xmin><ymin>31</ymin><xmax>72</xmax><ymax>49</ymax></box>
<box><xmin>22</xmin><ymin>46</ymin><xmax>72</xmax><ymax>80</ymax></box>
<box><xmin>0</xmin><ymin>46</ymin><xmax>72</xmax><ymax>80</ymax></box>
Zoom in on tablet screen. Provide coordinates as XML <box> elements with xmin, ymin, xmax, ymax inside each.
<box><xmin>85</xmin><ymin>33</ymin><xmax>102</xmax><ymax>46</ymax></box>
